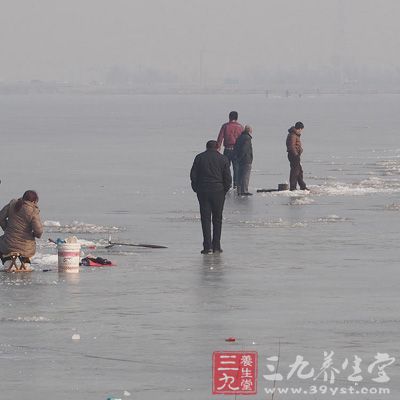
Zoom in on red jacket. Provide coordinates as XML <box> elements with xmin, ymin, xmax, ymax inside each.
<box><xmin>217</xmin><ymin>121</ymin><xmax>244</xmax><ymax>150</ymax></box>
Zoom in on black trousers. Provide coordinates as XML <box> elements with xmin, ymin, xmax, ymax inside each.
<box><xmin>223</xmin><ymin>148</ymin><xmax>239</xmax><ymax>187</ymax></box>
<box><xmin>197</xmin><ymin>191</ymin><xmax>226</xmax><ymax>251</ymax></box>
<box><xmin>288</xmin><ymin>152</ymin><xmax>307</xmax><ymax>190</ymax></box>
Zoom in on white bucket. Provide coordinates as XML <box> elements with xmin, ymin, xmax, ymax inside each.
<box><xmin>58</xmin><ymin>243</ymin><xmax>81</xmax><ymax>273</ymax></box>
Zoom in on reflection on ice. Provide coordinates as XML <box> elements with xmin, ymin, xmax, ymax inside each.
<box><xmin>58</xmin><ymin>272</ymin><xmax>80</xmax><ymax>284</ymax></box>
<box><xmin>201</xmin><ymin>253</ymin><xmax>224</xmax><ymax>270</ymax></box>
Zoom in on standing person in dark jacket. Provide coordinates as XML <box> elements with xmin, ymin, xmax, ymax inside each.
<box><xmin>190</xmin><ymin>140</ymin><xmax>232</xmax><ymax>254</ymax></box>
<box><xmin>216</xmin><ymin>111</ymin><xmax>244</xmax><ymax>189</ymax></box>
<box><xmin>286</xmin><ymin>121</ymin><xmax>308</xmax><ymax>191</ymax></box>
<box><xmin>234</xmin><ymin>125</ymin><xmax>253</xmax><ymax>196</ymax></box>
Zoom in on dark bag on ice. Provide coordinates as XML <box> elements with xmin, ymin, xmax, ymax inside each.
<box><xmin>81</xmin><ymin>257</ymin><xmax>112</xmax><ymax>266</ymax></box>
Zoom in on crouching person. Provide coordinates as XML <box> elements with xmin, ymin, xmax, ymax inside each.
<box><xmin>0</xmin><ymin>190</ymin><xmax>43</xmax><ymax>271</ymax></box>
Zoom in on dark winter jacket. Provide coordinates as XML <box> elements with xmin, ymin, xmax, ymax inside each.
<box><xmin>234</xmin><ymin>131</ymin><xmax>253</xmax><ymax>165</ymax></box>
<box><xmin>190</xmin><ymin>149</ymin><xmax>232</xmax><ymax>193</ymax></box>
<box><xmin>0</xmin><ymin>199</ymin><xmax>43</xmax><ymax>257</ymax></box>
<box><xmin>286</xmin><ymin>126</ymin><xmax>303</xmax><ymax>156</ymax></box>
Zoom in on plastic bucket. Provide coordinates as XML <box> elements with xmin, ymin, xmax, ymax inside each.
<box><xmin>58</xmin><ymin>243</ymin><xmax>81</xmax><ymax>273</ymax></box>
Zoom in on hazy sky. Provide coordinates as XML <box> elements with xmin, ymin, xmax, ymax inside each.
<box><xmin>1</xmin><ymin>0</ymin><xmax>399</xmax><ymax>82</ymax></box>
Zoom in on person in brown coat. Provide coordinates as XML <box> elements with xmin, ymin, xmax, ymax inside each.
<box><xmin>0</xmin><ymin>190</ymin><xmax>43</xmax><ymax>266</ymax></box>
<box><xmin>286</xmin><ymin>121</ymin><xmax>308</xmax><ymax>191</ymax></box>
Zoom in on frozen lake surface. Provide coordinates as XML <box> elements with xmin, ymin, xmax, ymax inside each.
<box><xmin>0</xmin><ymin>93</ymin><xmax>399</xmax><ymax>399</ymax></box>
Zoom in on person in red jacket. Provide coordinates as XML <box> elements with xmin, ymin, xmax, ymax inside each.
<box><xmin>286</xmin><ymin>121</ymin><xmax>308</xmax><ymax>191</ymax></box>
<box><xmin>216</xmin><ymin>111</ymin><xmax>243</xmax><ymax>188</ymax></box>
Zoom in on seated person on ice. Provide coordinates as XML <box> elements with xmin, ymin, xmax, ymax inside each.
<box><xmin>0</xmin><ymin>190</ymin><xmax>43</xmax><ymax>271</ymax></box>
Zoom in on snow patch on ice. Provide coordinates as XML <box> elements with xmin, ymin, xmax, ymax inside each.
<box><xmin>315</xmin><ymin>176</ymin><xmax>400</xmax><ymax>196</ymax></box>
<box><xmin>1</xmin><ymin>316</ymin><xmax>51</xmax><ymax>322</ymax></box>
<box><xmin>234</xmin><ymin>214</ymin><xmax>349</xmax><ymax>229</ymax></box>
<box><xmin>317</xmin><ymin>215</ymin><xmax>350</xmax><ymax>223</ymax></box>
<box><xmin>237</xmin><ymin>218</ymin><xmax>308</xmax><ymax>229</ymax></box>
<box><xmin>375</xmin><ymin>158</ymin><xmax>400</xmax><ymax>176</ymax></box>
<box><xmin>43</xmin><ymin>220</ymin><xmax>61</xmax><ymax>227</ymax></box>
<box><xmin>44</xmin><ymin>220</ymin><xmax>122</xmax><ymax>234</ymax></box>
<box><xmin>32</xmin><ymin>253</ymin><xmax>58</xmax><ymax>266</ymax></box>
<box><xmin>385</xmin><ymin>203</ymin><xmax>400</xmax><ymax>211</ymax></box>
<box><xmin>290</xmin><ymin>197</ymin><xmax>315</xmax><ymax>205</ymax></box>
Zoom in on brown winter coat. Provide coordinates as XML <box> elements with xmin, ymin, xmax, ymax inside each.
<box><xmin>0</xmin><ymin>199</ymin><xmax>43</xmax><ymax>257</ymax></box>
<box><xmin>286</xmin><ymin>127</ymin><xmax>303</xmax><ymax>156</ymax></box>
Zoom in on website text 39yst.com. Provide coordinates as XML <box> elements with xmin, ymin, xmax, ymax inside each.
<box><xmin>264</xmin><ymin>385</ymin><xmax>390</xmax><ymax>396</ymax></box>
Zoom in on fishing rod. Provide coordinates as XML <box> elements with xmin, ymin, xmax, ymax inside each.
<box><xmin>105</xmin><ymin>236</ymin><xmax>167</xmax><ymax>249</ymax></box>
<box><xmin>271</xmin><ymin>339</ymin><xmax>281</xmax><ymax>400</ymax></box>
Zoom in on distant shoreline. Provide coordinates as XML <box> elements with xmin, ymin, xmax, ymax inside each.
<box><xmin>1</xmin><ymin>83</ymin><xmax>400</xmax><ymax>96</ymax></box>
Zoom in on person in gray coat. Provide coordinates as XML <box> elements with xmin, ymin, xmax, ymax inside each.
<box><xmin>0</xmin><ymin>190</ymin><xmax>43</xmax><ymax>268</ymax></box>
<box><xmin>234</xmin><ymin>125</ymin><xmax>253</xmax><ymax>196</ymax></box>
